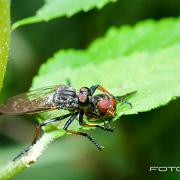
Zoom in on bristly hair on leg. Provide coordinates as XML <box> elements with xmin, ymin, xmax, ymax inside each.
<box><xmin>13</xmin><ymin>145</ymin><xmax>32</xmax><ymax>161</ymax></box>
<box><xmin>114</xmin><ymin>91</ymin><xmax>137</xmax><ymax>108</ymax></box>
<box><xmin>115</xmin><ymin>97</ymin><xmax>132</xmax><ymax>108</ymax></box>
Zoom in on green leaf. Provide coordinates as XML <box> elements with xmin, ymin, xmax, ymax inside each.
<box><xmin>12</xmin><ymin>0</ymin><xmax>116</xmax><ymax>30</ymax></box>
<box><xmin>32</xmin><ymin>17</ymin><xmax>180</xmax><ymax>131</ymax></box>
<box><xmin>0</xmin><ymin>0</ymin><xmax>10</xmax><ymax>91</ymax></box>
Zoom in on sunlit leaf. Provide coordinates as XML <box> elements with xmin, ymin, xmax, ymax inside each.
<box><xmin>12</xmin><ymin>0</ymin><xmax>116</xmax><ymax>30</ymax></box>
<box><xmin>32</xmin><ymin>17</ymin><xmax>180</xmax><ymax>130</ymax></box>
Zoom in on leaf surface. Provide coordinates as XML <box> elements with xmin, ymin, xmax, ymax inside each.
<box><xmin>12</xmin><ymin>0</ymin><xmax>116</xmax><ymax>29</ymax></box>
<box><xmin>31</xmin><ymin>18</ymin><xmax>180</xmax><ymax>130</ymax></box>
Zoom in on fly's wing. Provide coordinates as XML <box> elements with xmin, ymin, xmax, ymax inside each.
<box><xmin>0</xmin><ymin>85</ymin><xmax>63</xmax><ymax>115</ymax></box>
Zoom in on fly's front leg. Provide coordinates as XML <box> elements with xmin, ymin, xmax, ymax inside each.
<box><xmin>115</xmin><ymin>97</ymin><xmax>132</xmax><ymax>108</ymax></box>
<box><xmin>90</xmin><ymin>84</ymin><xmax>132</xmax><ymax>107</ymax></box>
<box><xmin>90</xmin><ymin>84</ymin><xmax>114</xmax><ymax>97</ymax></box>
<box><xmin>64</xmin><ymin>111</ymin><xmax>104</xmax><ymax>150</ymax></box>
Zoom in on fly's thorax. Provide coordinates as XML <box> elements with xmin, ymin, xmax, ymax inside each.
<box><xmin>53</xmin><ymin>86</ymin><xmax>78</xmax><ymax>109</ymax></box>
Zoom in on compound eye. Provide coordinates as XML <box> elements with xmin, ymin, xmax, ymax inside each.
<box><xmin>97</xmin><ymin>99</ymin><xmax>111</xmax><ymax>113</ymax></box>
<box><xmin>109</xmin><ymin>98</ymin><xmax>116</xmax><ymax>108</ymax></box>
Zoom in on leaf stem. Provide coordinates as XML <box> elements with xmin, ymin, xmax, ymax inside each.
<box><xmin>0</xmin><ymin>130</ymin><xmax>65</xmax><ymax>180</ymax></box>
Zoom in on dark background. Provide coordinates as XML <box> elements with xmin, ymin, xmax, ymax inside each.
<box><xmin>0</xmin><ymin>0</ymin><xmax>180</xmax><ymax>179</ymax></box>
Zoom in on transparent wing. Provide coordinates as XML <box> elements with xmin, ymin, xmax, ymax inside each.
<box><xmin>0</xmin><ymin>85</ymin><xmax>63</xmax><ymax>115</ymax></box>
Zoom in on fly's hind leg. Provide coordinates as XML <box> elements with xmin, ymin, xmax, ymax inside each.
<box><xmin>63</xmin><ymin>111</ymin><xmax>104</xmax><ymax>150</ymax></box>
<box><xmin>13</xmin><ymin>113</ymin><xmax>73</xmax><ymax>161</ymax></box>
<box><xmin>13</xmin><ymin>145</ymin><xmax>33</xmax><ymax>161</ymax></box>
<box><xmin>32</xmin><ymin>113</ymin><xmax>73</xmax><ymax>145</ymax></box>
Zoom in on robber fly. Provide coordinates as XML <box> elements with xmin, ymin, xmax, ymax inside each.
<box><xmin>0</xmin><ymin>84</ymin><xmax>133</xmax><ymax>153</ymax></box>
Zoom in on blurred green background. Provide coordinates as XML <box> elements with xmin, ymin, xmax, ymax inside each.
<box><xmin>0</xmin><ymin>0</ymin><xmax>180</xmax><ymax>179</ymax></box>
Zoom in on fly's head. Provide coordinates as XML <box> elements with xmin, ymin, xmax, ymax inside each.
<box><xmin>97</xmin><ymin>97</ymin><xmax>117</xmax><ymax>117</ymax></box>
<box><xmin>78</xmin><ymin>87</ymin><xmax>92</xmax><ymax>104</ymax></box>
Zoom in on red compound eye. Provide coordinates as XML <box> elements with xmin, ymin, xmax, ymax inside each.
<box><xmin>97</xmin><ymin>98</ymin><xmax>117</xmax><ymax>116</ymax></box>
<box><xmin>109</xmin><ymin>98</ymin><xmax>117</xmax><ymax>108</ymax></box>
<box><xmin>97</xmin><ymin>99</ymin><xmax>111</xmax><ymax>113</ymax></box>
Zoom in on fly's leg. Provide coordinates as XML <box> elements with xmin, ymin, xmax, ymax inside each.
<box><xmin>32</xmin><ymin>113</ymin><xmax>73</xmax><ymax>145</ymax></box>
<box><xmin>13</xmin><ymin>113</ymin><xmax>73</xmax><ymax>161</ymax></box>
<box><xmin>13</xmin><ymin>145</ymin><xmax>33</xmax><ymax>161</ymax></box>
<box><xmin>31</xmin><ymin>126</ymin><xmax>41</xmax><ymax>145</ymax></box>
<box><xmin>66</xmin><ymin>78</ymin><xmax>72</xmax><ymax>86</ymax></box>
<box><xmin>115</xmin><ymin>97</ymin><xmax>132</xmax><ymax>108</ymax></box>
<box><xmin>63</xmin><ymin>111</ymin><xmax>104</xmax><ymax>151</ymax></box>
<box><xmin>90</xmin><ymin>84</ymin><xmax>114</xmax><ymax>97</ymax></box>
<box><xmin>90</xmin><ymin>84</ymin><xmax>132</xmax><ymax>107</ymax></box>
<box><xmin>79</xmin><ymin>111</ymin><xmax>114</xmax><ymax>132</ymax></box>
<box><xmin>66</xmin><ymin>129</ymin><xmax>104</xmax><ymax>151</ymax></box>
<box><xmin>81</xmin><ymin>123</ymin><xmax>114</xmax><ymax>132</ymax></box>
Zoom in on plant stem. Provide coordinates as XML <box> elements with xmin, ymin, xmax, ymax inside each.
<box><xmin>0</xmin><ymin>130</ymin><xmax>65</xmax><ymax>180</ymax></box>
